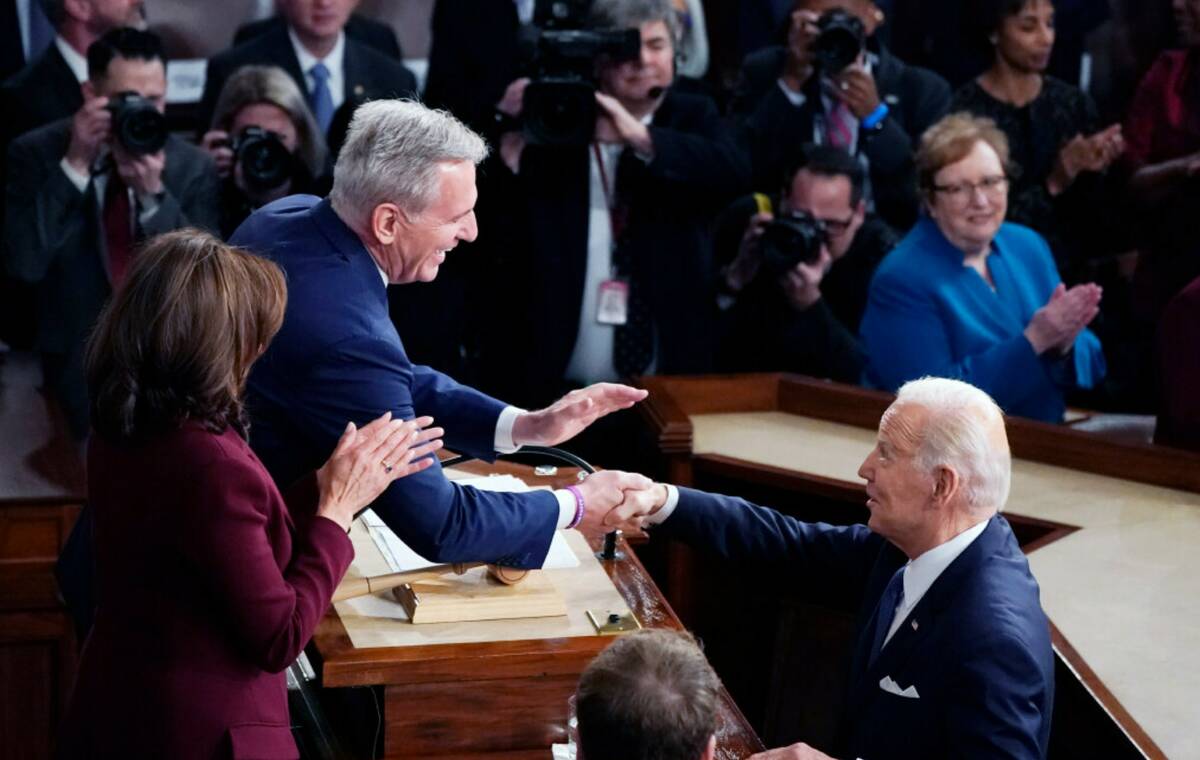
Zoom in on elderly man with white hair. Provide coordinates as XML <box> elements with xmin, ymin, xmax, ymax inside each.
<box><xmin>624</xmin><ymin>377</ymin><xmax>1055</xmax><ymax>760</ymax></box>
<box><xmin>231</xmin><ymin>99</ymin><xmax>653</xmax><ymax>569</ymax></box>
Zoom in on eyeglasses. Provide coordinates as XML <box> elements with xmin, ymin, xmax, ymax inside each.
<box><xmin>930</xmin><ymin>175</ymin><xmax>1009</xmax><ymax>205</ymax></box>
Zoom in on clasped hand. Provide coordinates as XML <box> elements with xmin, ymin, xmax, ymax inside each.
<box><xmin>571</xmin><ymin>470</ymin><xmax>668</xmax><ymax>538</ymax></box>
<box><xmin>1024</xmin><ymin>282</ymin><xmax>1102</xmax><ymax>355</ymax></box>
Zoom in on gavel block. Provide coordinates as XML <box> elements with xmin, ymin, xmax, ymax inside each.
<box><xmin>393</xmin><ymin>566</ymin><xmax>567</xmax><ymax>624</ymax></box>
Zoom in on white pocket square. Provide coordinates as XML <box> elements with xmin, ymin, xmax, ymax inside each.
<box><xmin>879</xmin><ymin>675</ymin><xmax>920</xmax><ymax>699</ymax></box>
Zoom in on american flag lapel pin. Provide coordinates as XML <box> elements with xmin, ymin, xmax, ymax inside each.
<box><xmin>911</xmin><ymin>619</ymin><xmax>919</xmax><ymax>631</ymax></box>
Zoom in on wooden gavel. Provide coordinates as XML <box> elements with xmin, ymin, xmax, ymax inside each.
<box><xmin>332</xmin><ymin>562</ymin><xmax>529</xmax><ymax>602</ymax></box>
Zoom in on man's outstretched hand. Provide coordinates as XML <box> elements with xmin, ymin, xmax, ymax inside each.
<box><xmin>511</xmin><ymin>383</ymin><xmax>649</xmax><ymax>448</ymax></box>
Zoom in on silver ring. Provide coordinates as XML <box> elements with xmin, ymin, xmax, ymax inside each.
<box><xmin>382</xmin><ymin>461</ymin><xmax>393</xmax><ymax>473</ymax></box>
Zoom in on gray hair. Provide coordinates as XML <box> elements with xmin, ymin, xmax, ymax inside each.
<box><xmin>589</xmin><ymin>0</ymin><xmax>681</xmax><ymax>44</ymax></box>
<box><xmin>329</xmin><ymin>100</ymin><xmax>488</xmax><ymax>223</ymax></box>
<box><xmin>210</xmin><ymin>65</ymin><xmax>327</xmax><ymax>180</ymax></box>
<box><xmin>888</xmin><ymin>377</ymin><xmax>1012</xmax><ymax>513</ymax></box>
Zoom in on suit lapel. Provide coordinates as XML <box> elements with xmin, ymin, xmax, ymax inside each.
<box><xmin>846</xmin><ymin>516</ymin><xmax>1008</xmax><ymax>712</ymax></box>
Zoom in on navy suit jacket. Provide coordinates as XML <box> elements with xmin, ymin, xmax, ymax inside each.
<box><xmin>233</xmin><ymin>196</ymin><xmax>559</xmax><ymax>568</ymax></box>
<box><xmin>658</xmin><ymin>487</ymin><xmax>1054</xmax><ymax>759</ymax></box>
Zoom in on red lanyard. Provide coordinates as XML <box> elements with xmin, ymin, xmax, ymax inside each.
<box><xmin>591</xmin><ymin>142</ymin><xmax>625</xmax><ymax>242</ymax></box>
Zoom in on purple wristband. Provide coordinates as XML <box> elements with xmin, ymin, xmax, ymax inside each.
<box><xmin>565</xmin><ymin>485</ymin><xmax>585</xmax><ymax>530</ymax></box>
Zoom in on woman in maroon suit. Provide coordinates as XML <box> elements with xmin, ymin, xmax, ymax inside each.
<box><xmin>57</xmin><ymin>230</ymin><xmax>443</xmax><ymax>758</ymax></box>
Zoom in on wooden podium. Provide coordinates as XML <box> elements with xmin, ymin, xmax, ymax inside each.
<box><xmin>636</xmin><ymin>373</ymin><xmax>1200</xmax><ymax>760</ymax></box>
<box><xmin>0</xmin><ymin>353</ymin><xmax>86</xmax><ymax>759</ymax></box>
<box><xmin>308</xmin><ymin>460</ymin><xmax>764</xmax><ymax>759</ymax></box>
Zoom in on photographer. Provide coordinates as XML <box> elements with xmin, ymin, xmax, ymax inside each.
<box><xmin>4</xmin><ymin>27</ymin><xmax>218</xmax><ymax>437</ymax></box>
<box><xmin>201</xmin><ymin>65</ymin><xmax>329</xmax><ymax>238</ymax></box>
<box><xmin>731</xmin><ymin>0</ymin><xmax>950</xmax><ymax>230</ymax></box>
<box><xmin>716</xmin><ymin>144</ymin><xmax>896</xmax><ymax>382</ymax></box>
<box><xmin>478</xmin><ymin>0</ymin><xmax>750</xmax><ymax>414</ymax></box>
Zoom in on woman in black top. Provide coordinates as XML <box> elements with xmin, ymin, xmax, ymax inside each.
<box><xmin>951</xmin><ymin>0</ymin><xmax>1123</xmax><ymax>279</ymax></box>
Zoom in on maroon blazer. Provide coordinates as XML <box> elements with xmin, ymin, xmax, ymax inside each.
<box><xmin>58</xmin><ymin>422</ymin><xmax>353</xmax><ymax>759</ymax></box>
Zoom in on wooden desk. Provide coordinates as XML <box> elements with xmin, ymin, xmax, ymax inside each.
<box><xmin>308</xmin><ymin>460</ymin><xmax>764</xmax><ymax>759</ymax></box>
<box><xmin>0</xmin><ymin>353</ymin><xmax>86</xmax><ymax>759</ymax></box>
<box><xmin>638</xmin><ymin>373</ymin><xmax>1200</xmax><ymax>760</ymax></box>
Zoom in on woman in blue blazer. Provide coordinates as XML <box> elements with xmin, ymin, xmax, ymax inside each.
<box><xmin>860</xmin><ymin>112</ymin><xmax>1105</xmax><ymax>422</ymax></box>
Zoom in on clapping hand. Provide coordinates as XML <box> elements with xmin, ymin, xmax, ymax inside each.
<box><xmin>1048</xmin><ymin>124</ymin><xmax>1124</xmax><ymax>195</ymax></box>
<box><xmin>315</xmin><ymin>413</ymin><xmax>444</xmax><ymax>531</ymax></box>
<box><xmin>511</xmin><ymin>383</ymin><xmax>649</xmax><ymax>448</ymax></box>
<box><xmin>1024</xmin><ymin>283</ymin><xmax>1102</xmax><ymax>355</ymax></box>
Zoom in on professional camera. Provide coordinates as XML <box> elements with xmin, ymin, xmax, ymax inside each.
<box><xmin>230</xmin><ymin>127</ymin><xmax>293</xmax><ymax>193</ymax></box>
<box><xmin>520</xmin><ymin>0</ymin><xmax>640</xmax><ymax>147</ymax></box>
<box><xmin>107</xmin><ymin>91</ymin><xmax>167</xmax><ymax>156</ymax></box>
<box><xmin>758</xmin><ymin>210</ymin><xmax>827</xmax><ymax>278</ymax></box>
<box><xmin>812</xmin><ymin>9</ymin><xmax>866</xmax><ymax>74</ymax></box>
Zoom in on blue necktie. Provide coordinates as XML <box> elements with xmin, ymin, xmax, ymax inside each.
<box><xmin>868</xmin><ymin>566</ymin><xmax>905</xmax><ymax>668</ymax></box>
<box><xmin>309</xmin><ymin>62</ymin><xmax>334</xmax><ymax>134</ymax></box>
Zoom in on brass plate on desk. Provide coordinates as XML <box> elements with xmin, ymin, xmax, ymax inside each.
<box><xmin>587</xmin><ymin>609</ymin><xmax>641</xmax><ymax>635</ymax></box>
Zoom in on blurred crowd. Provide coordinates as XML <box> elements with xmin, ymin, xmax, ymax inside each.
<box><xmin>3</xmin><ymin>0</ymin><xmax>1200</xmax><ymax>448</ymax></box>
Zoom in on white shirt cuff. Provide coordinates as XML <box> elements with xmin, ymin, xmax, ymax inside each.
<box><xmin>136</xmin><ymin>191</ymin><xmax>161</xmax><ymax>224</ymax></box>
<box><xmin>59</xmin><ymin>158</ymin><xmax>89</xmax><ymax>192</ymax></box>
<box><xmin>494</xmin><ymin>405</ymin><xmax>525</xmax><ymax>454</ymax></box>
<box><xmin>553</xmin><ymin>488</ymin><xmax>578</xmax><ymax>529</ymax></box>
<box><xmin>776</xmin><ymin>78</ymin><xmax>808</xmax><ymax>108</ymax></box>
<box><xmin>644</xmin><ymin>484</ymin><xmax>680</xmax><ymax>526</ymax></box>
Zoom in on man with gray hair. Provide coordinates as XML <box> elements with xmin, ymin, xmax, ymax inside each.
<box><xmin>575</xmin><ymin>629</ymin><xmax>721</xmax><ymax>760</ymax></box>
<box><xmin>232</xmin><ymin>99</ymin><xmax>653</xmax><ymax>569</ymax></box>
<box><xmin>613</xmin><ymin>377</ymin><xmax>1055</xmax><ymax>759</ymax></box>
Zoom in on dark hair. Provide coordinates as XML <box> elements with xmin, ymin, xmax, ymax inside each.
<box><xmin>784</xmin><ymin>143</ymin><xmax>866</xmax><ymax>207</ymax></box>
<box><xmin>87</xmin><ymin>27</ymin><xmax>163</xmax><ymax>81</ymax></box>
<box><xmin>972</xmin><ymin>0</ymin><xmax>1051</xmax><ymax>55</ymax></box>
<box><xmin>85</xmin><ymin>230</ymin><xmax>287</xmax><ymax>443</ymax></box>
<box><xmin>576</xmin><ymin>630</ymin><xmax>718</xmax><ymax>760</ymax></box>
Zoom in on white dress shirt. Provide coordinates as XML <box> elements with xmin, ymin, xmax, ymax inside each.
<box><xmin>289</xmin><ymin>27</ymin><xmax>347</xmax><ymax>110</ymax></box>
<box><xmin>55</xmin><ymin>35</ymin><xmax>89</xmax><ymax>84</ymax></box>
<box><xmin>882</xmin><ymin>517</ymin><xmax>989</xmax><ymax>646</ymax></box>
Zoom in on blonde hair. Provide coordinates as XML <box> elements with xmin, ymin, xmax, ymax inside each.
<box><xmin>916</xmin><ymin>112</ymin><xmax>1012</xmax><ymax>198</ymax></box>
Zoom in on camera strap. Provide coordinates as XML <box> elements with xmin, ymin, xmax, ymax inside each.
<box><xmin>591</xmin><ymin>142</ymin><xmax>628</xmax><ymax>243</ymax></box>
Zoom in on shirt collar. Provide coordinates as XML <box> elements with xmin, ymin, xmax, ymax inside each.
<box><xmin>55</xmin><ymin>35</ymin><xmax>88</xmax><ymax>83</ymax></box>
<box><xmin>901</xmin><ymin>517</ymin><xmax>990</xmax><ymax>607</ymax></box>
<box><xmin>288</xmin><ymin>26</ymin><xmax>345</xmax><ymax>76</ymax></box>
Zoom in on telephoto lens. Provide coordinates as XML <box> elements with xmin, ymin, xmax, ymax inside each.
<box><xmin>813</xmin><ymin>9</ymin><xmax>867</xmax><ymax>74</ymax></box>
<box><xmin>231</xmin><ymin>127</ymin><xmax>293</xmax><ymax>193</ymax></box>
<box><xmin>758</xmin><ymin>210</ymin><xmax>828</xmax><ymax>278</ymax></box>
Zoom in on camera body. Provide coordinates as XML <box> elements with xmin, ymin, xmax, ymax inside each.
<box><xmin>230</xmin><ymin>127</ymin><xmax>293</xmax><ymax>193</ymax></box>
<box><xmin>758</xmin><ymin>209</ymin><xmax>827</xmax><ymax>278</ymax></box>
<box><xmin>107</xmin><ymin>91</ymin><xmax>167</xmax><ymax>156</ymax></box>
<box><xmin>812</xmin><ymin>9</ymin><xmax>866</xmax><ymax>74</ymax></box>
<box><xmin>520</xmin><ymin>0</ymin><xmax>640</xmax><ymax>147</ymax></box>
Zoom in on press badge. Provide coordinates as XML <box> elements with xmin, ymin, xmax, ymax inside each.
<box><xmin>596</xmin><ymin>279</ymin><xmax>629</xmax><ymax>325</ymax></box>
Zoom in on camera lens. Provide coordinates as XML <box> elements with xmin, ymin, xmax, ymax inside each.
<box><xmin>234</xmin><ymin>128</ymin><xmax>293</xmax><ymax>193</ymax></box>
<box><xmin>109</xmin><ymin>93</ymin><xmax>167</xmax><ymax>156</ymax></box>
<box><xmin>759</xmin><ymin>211</ymin><xmax>827</xmax><ymax>278</ymax></box>
<box><xmin>813</xmin><ymin>10</ymin><xmax>867</xmax><ymax>74</ymax></box>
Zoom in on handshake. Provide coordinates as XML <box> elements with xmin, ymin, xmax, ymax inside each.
<box><xmin>569</xmin><ymin>471</ymin><xmax>669</xmax><ymax>538</ymax></box>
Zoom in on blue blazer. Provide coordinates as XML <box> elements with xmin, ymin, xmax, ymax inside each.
<box><xmin>860</xmin><ymin>217</ymin><xmax>1104</xmax><ymax>422</ymax></box>
<box><xmin>232</xmin><ymin>196</ymin><xmax>559</xmax><ymax>568</ymax></box>
<box><xmin>657</xmin><ymin>488</ymin><xmax>1054</xmax><ymax>759</ymax></box>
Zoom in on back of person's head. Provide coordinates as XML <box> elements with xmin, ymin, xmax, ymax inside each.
<box><xmin>575</xmin><ymin>630</ymin><xmax>718</xmax><ymax>760</ymax></box>
<box><xmin>329</xmin><ymin>100</ymin><xmax>488</xmax><ymax>224</ymax></box>
<box><xmin>86</xmin><ymin>26</ymin><xmax>162</xmax><ymax>81</ymax></box>
<box><xmin>890</xmin><ymin>377</ymin><xmax>1011</xmax><ymax>513</ymax></box>
<box><xmin>589</xmin><ymin>0</ymin><xmax>680</xmax><ymax>40</ymax></box>
<box><xmin>211</xmin><ymin>64</ymin><xmax>328</xmax><ymax>178</ymax></box>
<box><xmin>85</xmin><ymin>230</ymin><xmax>287</xmax><ymax>443</ymax></box>
<box><xmin>785</xmin><ymin>143</ymin><xmax>866</xmax><ymax>206</ymax></box>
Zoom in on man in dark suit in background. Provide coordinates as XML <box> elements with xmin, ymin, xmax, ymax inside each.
<box><xmin>1</xmin><ymin>0</ymin><xmax>55</xmax><ymax>81</ymax></box>
<box><xmin>476</xmin><ymin>0</ymin><xmax>749</xmax><ymax>416</ymax></box>
<box><xmin>234</xmin><ymin>8</ymin><xmax>403</xmax><ymax>60</ymax></box>
<box><xmin>0</xmin><ymin>0</ymin><xmax>143</xmax><ymax>349</ymax></box>
<box><xmin>199</xmin><ymin>0</ymin><xmax>416</xmax><ymax>156</ymax></box>
<box><xmin>731</xmin><ymin>0</ymin><xmax>950</xmax><ymax>230</ymax></box>
<box><xmin>234</xmin><ymin>99</ymin><xmax>653</xmax><ymax>569</ymax></box>
<box><xmin>4</xmin><ymin>27</ymin><xmax>219</xmax><ymax>436</ymax></box>
<box><xmin>615</xmin><ymin>377</ymin><xmax>1055</xmax><ymax>760</ymax></box>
